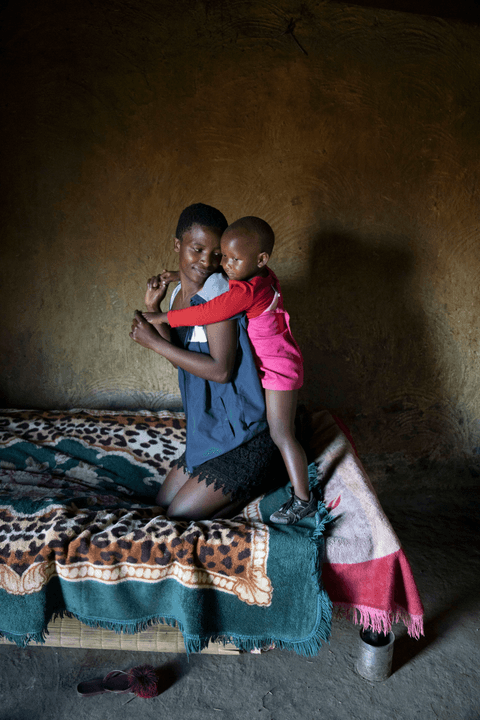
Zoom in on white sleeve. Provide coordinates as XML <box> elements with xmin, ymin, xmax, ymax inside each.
<box><xmin>169</xmin><ymin>275</ymin><xmax>230</xmax><ymax>343</ymax></box>
<box><xmin>196</xmin><ymin>272</ymin><xmax>229</xmax><ymax>302</ymax></box>
<box><xmin>169</xmin><ymin>283</ymin><xmax>181</xmax><ymax>309</ymax></box>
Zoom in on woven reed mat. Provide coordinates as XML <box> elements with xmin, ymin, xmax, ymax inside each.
<box><xmin>0</xmin><ymin>616</ymin><xmax>239</xmax><ymax>654</ymax></box>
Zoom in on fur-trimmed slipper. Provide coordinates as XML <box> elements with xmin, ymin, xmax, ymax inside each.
<box><xmin>77</xmin><ymin>670</ymin><xmax>132</xmax><ymax>697</ymax></box>
<box><xmin>77</xmin><ymin>665</ymin><xmax>159</xmax><ymax>698</ymax></box>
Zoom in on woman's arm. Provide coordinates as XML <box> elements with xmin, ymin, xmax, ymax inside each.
<box><xmin>129</xmin><ymin>311</ymin><xmax>237</xmax><ymax>383</ymax></box>
<box><xmin>144</xmin><ymin>270</ymin><xmax>178</xmax><ymax>311</ymax></box>
<box><xmin>143</xmin><ymin>270</ymin><xmax>179</xmax><ymax>341</ymax></box>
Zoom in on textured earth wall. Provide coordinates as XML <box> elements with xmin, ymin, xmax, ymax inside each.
<box><xmin>1</xmin><ymin>0</ymin><xmax>479</xmax><ymax>459</ymax></box>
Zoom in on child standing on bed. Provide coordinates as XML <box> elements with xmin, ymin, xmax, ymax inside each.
<box><xmin>144</xmin><ymin>216</ymin><xmax>315</xmax><ymax>525</ymax></box>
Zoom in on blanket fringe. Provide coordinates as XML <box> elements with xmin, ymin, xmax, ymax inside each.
<box><xmin>53</xmin><ymin>609</ymin><xmax>183</xmax><ymax>637</ymax></box>
<box><xmin>332</xmin><ymin>602</ymin><xmax>424</xmax><ymax>639</ymax></box>
<box><xmin>0</xmin><ymin>610</ymin><xmax>183</xmax><ymax>648</ymax></box>
<box><xmin>0</xmin><ymin>628</ymin><xmax>48</xmax><ymax>647</ymax></box>
<box><xmin>1</xmin><ymin>598</ymin><xmax>333</xmax><ymax>657</ymax></box>
<box><xmin>309</xmin><ymin>461</ymin><xmax>335</xmax><ymax>580</ymax></box>
<box><xmin>308</xmin><ymin>461</ymin><xmax>320</xmax><ymax>489</ymax></box>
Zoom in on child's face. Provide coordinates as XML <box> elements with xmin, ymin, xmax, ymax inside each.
<box><xmin>220</xmin><ymin>232</ymin><xmax>266</xmax><ymax>282</ymax></box>
<box><xmin>175</xmin><ymin>224</ymin><xmax>223</xmax><ymax>285</ymax></box>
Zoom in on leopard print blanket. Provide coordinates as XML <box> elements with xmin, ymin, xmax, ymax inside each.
<box><xmin>0</xmin><ymin>410</ymin><xmax>272</xmax><ymax>608</ymax></box>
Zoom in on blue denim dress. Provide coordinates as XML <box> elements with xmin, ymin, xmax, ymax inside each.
<box><xmin>170</xmin><ymin>274</ymin><xmax>268</xmax><ymax>473</ymax></box>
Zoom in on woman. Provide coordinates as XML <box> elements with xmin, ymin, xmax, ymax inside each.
<box><xmin>130</xmin><ymin>203</ymin><xmax>280</xmax><ymax>520</ymax></box>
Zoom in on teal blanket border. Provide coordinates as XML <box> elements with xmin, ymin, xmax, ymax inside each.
<box><xmin>1</xmin><ymin>463</ymin><xmax>333</xmax><ymax>655</ymax></box>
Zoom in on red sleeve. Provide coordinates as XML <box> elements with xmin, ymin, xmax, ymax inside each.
<box><xmin>167</xmin><ymin>282</ymin><xmax>255</xmax><ymax>328</ymax></box>
<box><xmin>245</xmin><ymin>278</ymin><xmax>276</xmax><ymax>318</ymax></box>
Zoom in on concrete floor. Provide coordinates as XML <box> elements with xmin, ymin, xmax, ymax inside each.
<box><xmin>1</xmin><ymin>458</ymin><xmax>479</xmax><ymax>720</ymax></box>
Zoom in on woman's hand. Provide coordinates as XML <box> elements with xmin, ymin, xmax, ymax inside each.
<box><xmin>130</xmin><ymin>310</ymin><xmax>166</xmax><ymax>351</ymax></box>
<box><xmin>144</xmin><ymin>269</ymin><xmax>180</xmax><ymax>312</ymax></box>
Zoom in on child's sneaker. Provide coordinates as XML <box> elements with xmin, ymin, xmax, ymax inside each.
<box><xmin>269</xmin><ymin>489</ymin><xmax>317</xmax><ymax>525</ymax></box>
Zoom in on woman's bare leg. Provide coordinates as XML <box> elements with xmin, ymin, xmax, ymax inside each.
<box><xmin>166</xmin><ymin>474</ymin><xmax>240</xmax><ymax>521</ymax></box>
<box><xmin>212</xmin><ymin>496</ymin><xmax>249</xmax><ymax>519</ymax></box>
<box><xmin>265</xmin><ymin>389</ymin><xmax>310</xmax><ymax>501</ymax></box>
<box><xmin>155</xmin><ymin>464</ymin><xmax>191</xmax><ymax>508</ymax></box>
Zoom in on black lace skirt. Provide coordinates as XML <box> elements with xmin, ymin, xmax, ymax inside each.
<box><xmin>174</xmin><ymin>428</ymin><xmax>285</xmax><ymax>502</ymax></box>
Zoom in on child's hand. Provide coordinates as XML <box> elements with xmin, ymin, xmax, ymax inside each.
<box><xmin>143</xmin><ymin>311</ymin><xmax>169</xmax><ymax>324</ymax></box>
<box><xmin>159</xmin><ymin>269</ymin><xmax>180</xmax><ymax>285</ymax></box>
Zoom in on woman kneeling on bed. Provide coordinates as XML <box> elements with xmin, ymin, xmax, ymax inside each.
<box><xmin>130</xmin><ymin>203</ymin><xmax>280</xmax><ymax>520</ymax></box>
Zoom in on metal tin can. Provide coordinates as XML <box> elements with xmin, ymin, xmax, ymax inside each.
<box><xmin>355</xmin><ymin>629</ymin><xmax>395</xmax><ymax>681</ymax></box>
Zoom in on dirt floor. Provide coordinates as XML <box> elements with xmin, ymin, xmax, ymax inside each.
<box><xmin>0</xmin><ymin>460</ymin><xmax>479</xmax><ymax>720</ymax></box>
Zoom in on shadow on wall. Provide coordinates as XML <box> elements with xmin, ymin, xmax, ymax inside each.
<box><xmin>283</xmin><ymin>228</ymin><xmax>462</xmax><ymax>458</ymax></box>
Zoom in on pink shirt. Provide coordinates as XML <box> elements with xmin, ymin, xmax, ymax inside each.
<box><xmin>167</xmin><ymin>269</ymin><xmax>303</xmax><ymax>391</ymax></box>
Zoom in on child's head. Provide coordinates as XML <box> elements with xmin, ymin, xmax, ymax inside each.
<box><xmin>220</xmin><ymin>216</ymin><xmax>275</xmax><ymax>282</ymax></box>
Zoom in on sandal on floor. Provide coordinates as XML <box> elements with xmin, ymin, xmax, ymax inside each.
<box><xmin>77</xmin><ymin>664</ymin><xmax>159</xmax><ymax>698</ymax></box>
<box><xmin>77</xmin><ymin>670</ymin><xmax>133</xmax><ymax>697</ymax></box>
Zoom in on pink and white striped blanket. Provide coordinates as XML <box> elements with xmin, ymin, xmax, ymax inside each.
<box><xmin>311</xmin><ymin>410</ymin><xmax>424</xmax><ymax>638</ymax></box>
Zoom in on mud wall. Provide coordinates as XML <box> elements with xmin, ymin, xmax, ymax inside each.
<box><xmin>1</xmin><ymin>0</ymin><xmax>479</xmax><ymax>459</ymax></box>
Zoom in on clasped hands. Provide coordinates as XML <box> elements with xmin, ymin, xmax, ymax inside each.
<box><xmin>129</xmin><ymin>310</ymin><xmax>163</xmax><ymax>350</ymax></box>
<box><xmin>130</xmin><ymin>268</ymin><xmax>178</xmax><ymax>350</ymax></box>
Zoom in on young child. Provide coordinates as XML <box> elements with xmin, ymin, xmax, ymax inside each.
<box><xmin>145</xmin><ymin>216</ymin><xmax>315</xmax><ymax>525</ymax></box>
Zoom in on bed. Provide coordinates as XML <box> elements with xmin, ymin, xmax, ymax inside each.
<box><xmin>0</xmin><ymin>408</ymin><xmax>423</xmax><ymax>654</ymax></box>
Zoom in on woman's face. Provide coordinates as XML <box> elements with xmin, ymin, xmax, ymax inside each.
<box><xmin>174</xmin><ymin>224</ymin><xmax>223</xmax><ymax>285</ymax></box>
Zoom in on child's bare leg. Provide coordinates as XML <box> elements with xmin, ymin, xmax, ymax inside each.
<box><xmin>265</xmin><ymin>389</ymin><xmax>309</xmax><ymax>500</ymax></box>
